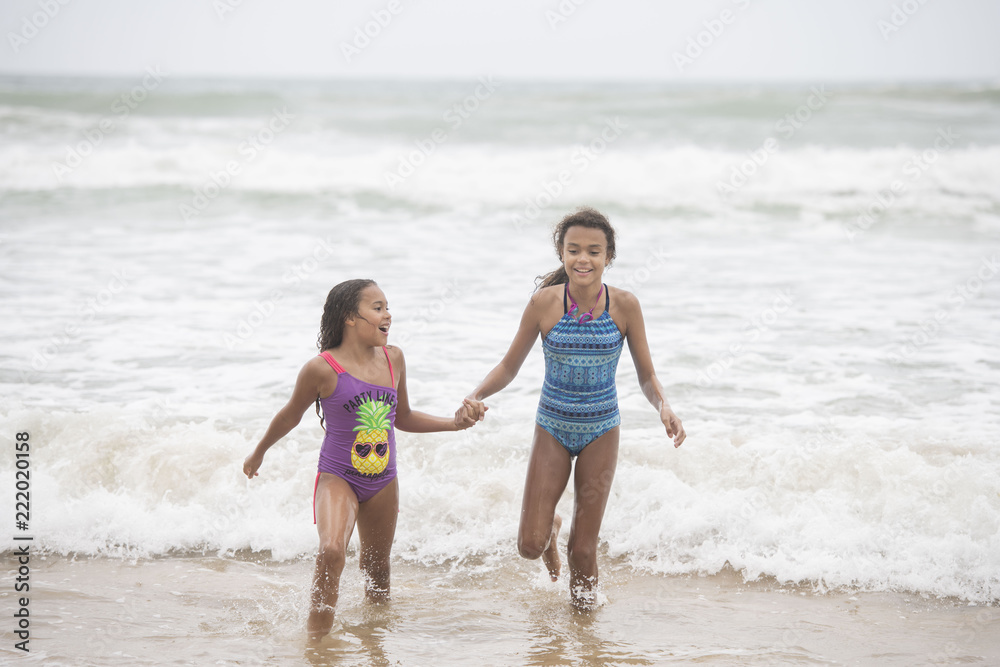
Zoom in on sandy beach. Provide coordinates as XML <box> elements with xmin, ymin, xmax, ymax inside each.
<box><xmin>2</xmin><ymin>553</ymin><xmax>997</xmax><ymax>666</ymax></box>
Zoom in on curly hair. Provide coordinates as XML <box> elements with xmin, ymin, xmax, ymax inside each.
<box><xmin>536</xmin><ymin>207</ymin><xmax>617</xmax><ymax>290</ymax></box>
<box><xmin>317</xmin><ymin>278</ymin><xmax>377</xmax><ymax>351</ymax></box>
<box><xmin>314</xmin><ymin>278</ymin><xmax>377</xmax><ymax>427</ymax></box>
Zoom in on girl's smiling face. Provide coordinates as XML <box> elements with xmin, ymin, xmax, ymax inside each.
<box><xmin>561</xmin><ymin>225</ymin><xmax>610</xmax><ymax>285</ymax></box>
<box><xmin>351</xmin><ymin>285</ymin><xmax>392</xmax><ymax>343</ymax></box>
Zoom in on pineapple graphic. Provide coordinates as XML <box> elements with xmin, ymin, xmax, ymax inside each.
<box><xmin>351</xmin><ymin>399</ymin><xmax>391</xmax><ymax>476</ymax></box>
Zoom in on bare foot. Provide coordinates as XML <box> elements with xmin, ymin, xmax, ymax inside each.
<box><xmin>542</xmin><ymin>514</ymin><xmax>562</xmax><ymax>581</ymax></box>
<box><xmin>570</xmin><ymin>583</ymin><xmax>598</xmax><ymax>611</ymax></box>
<box><xmin>307</xmin><ymin>606</ymin><xmax>335</xmax><ymax>642</ymax></box>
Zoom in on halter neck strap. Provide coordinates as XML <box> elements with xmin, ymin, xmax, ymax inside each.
<box><xmin>565</xmin><ymin>283</ymin><xmax>606</xmax><ymax>323</ymax></box>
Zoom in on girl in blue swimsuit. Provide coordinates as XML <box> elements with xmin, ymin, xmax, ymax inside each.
<box><xmin>464</xmin><ymin>208</ymin><xmax>685</xmax><ymax>608</ymax></box>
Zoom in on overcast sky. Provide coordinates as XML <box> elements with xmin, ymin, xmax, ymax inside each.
<box><xmin>1</xmin><ymin>0</ymin><xmax>998</xmax><ymax>82</ymax></box>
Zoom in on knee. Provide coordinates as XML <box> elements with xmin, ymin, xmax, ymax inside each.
<box><xmin>316</xmin><ymin>541</ymin><xmax>347</xmax><ymax>573</ymax></box>
<box><xmin>517</xmin><ymin>534</ymin><xmax>545</xmax><ymax>560</ymax></box>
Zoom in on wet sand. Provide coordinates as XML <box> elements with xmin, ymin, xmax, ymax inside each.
<box><xmin>1</xmin><ymin>553</ymin><xmax>998</xmax><ymax>666</ymax></box>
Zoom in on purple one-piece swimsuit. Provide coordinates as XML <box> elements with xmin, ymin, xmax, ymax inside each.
<box><xmin>313</xmin><ymin>349</ymin><xmax>397</xmax><ymax>518</ymax></box>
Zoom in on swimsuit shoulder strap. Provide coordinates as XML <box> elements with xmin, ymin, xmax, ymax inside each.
<box><xmin>319</xmin><ymin>352</ymin><xmax>344</xmax><ymax>373</ymax></box>
<box><xmin>320</xmin><ymin>350</ymin><xmax>395</xmax><ymax>387</ymax></box>
<box><xmin>319</xmin><ymin>351</ymin><xmax>346</xmax><ymax>374</ymax></box>
<box><xmin>382</xmin><ymin>346</ymin><xmax>395</xmax><ymax>388</ymax></box>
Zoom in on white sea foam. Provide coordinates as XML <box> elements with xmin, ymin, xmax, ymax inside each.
<box><xmin>3</xmin><ymin>399</ymin><xmax>997</xmax><ymax>602</ymax></box>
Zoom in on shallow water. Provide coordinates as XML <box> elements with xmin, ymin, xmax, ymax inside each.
<box><xmin>2</xmin><ymin>555</ymin><xmax>998</xmax><ymax>666</ymax></box>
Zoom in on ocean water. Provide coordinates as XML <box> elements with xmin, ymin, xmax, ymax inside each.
<box><xmin>1</xmin><ymin>76</ymin><xmax>999</xmax><ymax>664</ymax></box>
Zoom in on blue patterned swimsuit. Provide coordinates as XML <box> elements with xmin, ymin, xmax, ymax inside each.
<box><xmin>536</xmin><ymin>284</ymin><xmax>624</xmax><ymax>456</ymax></box>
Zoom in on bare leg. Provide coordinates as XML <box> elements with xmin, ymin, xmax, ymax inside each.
<box><xmin>355</xmin><ymin>478</ymin><xmax>399</xmax><ymax>603</ymax></box>
<box><xmin>542</xmin><ymin>514</ymin><xmax>563</xmax><ymax>581</ymax></box>
<box><xmin>518</xmin><ymin>425</ymin><xmax>572</xmax><ymax>579</ymax></box>
<box><xmin>309</xmin><ymin>473</ymin><xmax>359</xmax><ymax>640</ymax></box>
<box><xmin>567</xmin><ymin>427</ymin><xmax>619</xmax><ymax>610</ymax></box>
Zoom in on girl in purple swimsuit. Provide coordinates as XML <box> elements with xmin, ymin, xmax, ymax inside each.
<box><xmin>243</xmin><ymin>279</ymin><xmax>484</xmax><ymax>640</ymax></box>
<box><xmin>462</xmin><ymin>208</ymin><xmax>685</xmax><ymax>609</ymax></box>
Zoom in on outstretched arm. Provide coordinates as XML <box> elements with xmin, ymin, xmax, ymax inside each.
<box><xmin>392</xmin><ymin>347</ymin><xmax>481</xmax><ymax>433</ymax></box>
<box><xmin>621</xmin><ymin>291</ymin><xmax>686</xmax><ymax>448</ymax></box>
<box><xmin>467</xmin><ymin>296</ymin><xmax>544</xmax><ymax>405</ymax></box>
<box><xmin>243</xmin><ymin>357</ymin><xmax>331</xmax><ymax>478</ymax></box>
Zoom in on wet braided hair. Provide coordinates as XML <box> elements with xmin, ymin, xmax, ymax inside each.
<box><xmin>536</xmin><ymin>208</ymin><xmax>617</xmax><ymax>290</ymax></box>
<box><xmin>314</xmin><ymin>278</ymin><xmax>377</xmax><ymax>427</ymax></box>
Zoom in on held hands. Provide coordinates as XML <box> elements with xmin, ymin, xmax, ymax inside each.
<box><xmin>660</xmin><ymin>405</ymin><xmax>686</xmax><ymax>448</ymax></box>
<box><xmin>454</xmin><ymin>397</ymin><xmax>488</xmax><ymax>430</ymax></box>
